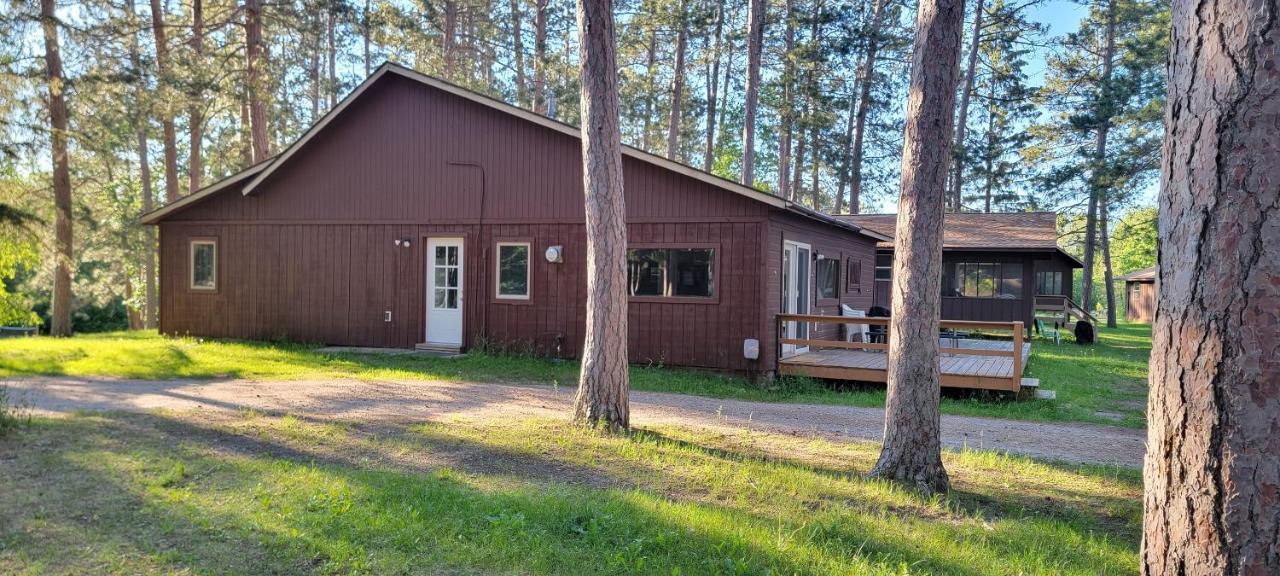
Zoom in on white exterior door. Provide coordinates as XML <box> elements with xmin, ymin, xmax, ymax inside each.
<box><xmin>425</xmin><ymin>238</ymin><xmax>464</xmax><ymax>347</ymax></box>
<box><xmin>781</xmin><ymin>240</ymin><xmax>811</xmax><ymax>357</ymax></box>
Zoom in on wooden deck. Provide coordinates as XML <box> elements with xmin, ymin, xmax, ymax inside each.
<box><xmin>780</xmin><ymin>340</ymin><xmax>1032</xmax><ymax>391</ymax></box>
<box><xmin>776</xmin><ymin>314</ymin><xmax>1032</xmax><ymax>392</ymax></box>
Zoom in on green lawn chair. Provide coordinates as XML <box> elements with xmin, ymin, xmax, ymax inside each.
<box><xmin>1035</xmin><ymin>318</ymin><xmax>1061</xmax><ymax>345</ymax></box>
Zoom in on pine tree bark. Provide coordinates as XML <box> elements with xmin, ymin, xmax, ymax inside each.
<box><xmin>948</xmin><ymin>0</ymin><xmax>983</xmax><ymax>213</ymax></box>
<box><xmin>245</xmin><ymin>0</ymin><xmax>269</xmax><ymax>162</ymax></box>
<box><xmin>128</xmin><ymin>0</ymin><xmax>157</xmax><ymax>329</ymax></box>
<box><xmin>41</xmin><ymin>0</ymin><xmax>73</xmax><ymax>337</ymax></box>
<box><xmin>1142</xmin><ymin>0</ymin><xmax>1279</xmax><ymax>570</ymax></box>
<box><xmin>846</xmin><ymin>0</ymin><xmax>887</xmax><ymax>215</ymax></box>
<box><xmin>666</xmin><ymin>2</ymin><xmax>687</xmax><ymax>161</ymax></box>
<box><xmin>1080</xmin><ymin>0</ymin><xmax>1116</xmax><ymax>313</ymax></box>
<box><xmin>740</xmin><ymin>0</ymin><xmax>765</xmax><ymax>187</ymax></box>
<box><xmin>867</xmin><ymin>0</ymin><xmax>964</xmax><ymax>496</ymax></box>
<box><xmin>150</xmin><ymin>0</ymin><xmax>180</xmax><ymax>201</ymax></box>
<box><xmin>532</xmin><ymin>0</ymin><xmax>549</xmax><ymax>113</ymax></box>
<box><xmin>572</xmin><ymin>0</ymin><xmax>629</xmax><ymax>432</ymax></box>
<box><xmin>188</xmin><ymin>0</ymin><xmax>203</xmax><ymax>193</ymax></box>
<box><xmin>702</xmin><ymin>2</ymin><xmax>723</xmax><ymax>172</ymax></box>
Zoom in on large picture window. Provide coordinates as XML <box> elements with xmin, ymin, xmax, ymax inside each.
<box><xmin>952</xmin><ymin>262</ymin><xmax>1022</xmax><ymax>298</ymax></box>
<box><xmin>1036</xmin><ymin>271</ymin><xmax>1063</xmax><ymax>296</ymax></box>
<box><xmin>816</xmin><ymin>258</ymin><xmax>839</xmax><ymax>299</ymax></box>
<box><xmin>495</xmin><ymin>242</ymin><xmax>530</xmax><ymax>299</ymax></box>
<box><xmin>627</xmin><ymin>247</ymin><xmax>715</xmax><ymax>299</ymax></box>
<box><xmin>189</xmin><ymin>239</ymin><xmax>217</xmax><ymax>291</ymax></box>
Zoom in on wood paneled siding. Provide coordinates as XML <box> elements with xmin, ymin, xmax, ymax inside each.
<box><xmin>759</xmin><ymin>212</ymin><xmax>876</xmax><ymax>372</ymax></box>
<box><xmin>160</xmin><ymin>220</ymin><xmax>767</xmax><ymax>371</ymax></box>
<box><xmin>1125</xmin><ymin>280</ymin><xmax>1155</xmax><ymax>323</ymax></box>
<box><xmin>155</xmin><ymin>72</ymin><xmax>879</xmax><ymax>373</ymax></box>
<box><xmin>869</xmin><ymin>248</ymin><xmax>1078</xmax><ymax>329</ymax></box>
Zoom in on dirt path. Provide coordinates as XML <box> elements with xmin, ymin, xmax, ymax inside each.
<box><xmin>4</xmin><ymin>376</ymin><xmax>1145</xmax><ymax>467</ymax></box>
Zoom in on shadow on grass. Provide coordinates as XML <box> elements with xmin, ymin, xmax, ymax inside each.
<box><xmin>1</xmin><ymin>413</ymin><xmax>1138</xmax><ymax>575</ymax></box>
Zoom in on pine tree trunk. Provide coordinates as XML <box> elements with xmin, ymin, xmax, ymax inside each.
<box><xmin>41</xmin><ymin>0</ymin><xmax>73</xmax><ymax>337</ymax></box>
<box><xmin>982</xmin><ymin>101</ymin><xmax>995</xmax><ymax>212</ymax></box>
<box><xmin>533</xmin><ymin>0</ymin><xmax>548</xmax><ymax>113</ymax></box>
<box><xmin>1080</xmin><ymin>0</ymin><xmax>1116</xmax><ymax>313</ymax></box>
<box><xmin>189</xmin><ymin>0</ymin><xmax>203</xmax><ymax>193</ymax></box>
<box><xmin>327</xmin><ymin>9</ymin><xmax>337</xmax><ymax>107</ymax></box>
<box><xmin>245</xmin><ymin>0</ymin><xmax>269</xmax><ymax>162</ymax></box>
<box><xmin>702</xmin><ymin>2</ymin><xmax>723</xmax><ymax>172</ymax></box>
<box><xmin>310</xmin><ymin>27</ymin><xmax>321</xmax><ymax>120</ymax></box>
<box><xmin>1142</xmin><ymin>1</ymin><xmax>1280</xmax><ymax>570</ymax></box>
<box><xmin>867</xmin><ymin>0</ymin><xmax>963</xmax><ymax>497</ymax></box>
<box><xmin>666</xmin><ymin>6</ymin><xmax>687</xmax><ymax>161</ymax></box>
<box><xmin>363</xmin><ymin>0</ymin><xmax>371</xmax><ymax>76</ymax></box>
<box><xmin>128</xmin><ymin>0</ymin><xmax>157</xmax><ymax>330</ymax></box>
<box><xmin>511</xmin><ymin>0</ymin><xmax>526</xmax><ymax>106</ymax></box>
<box><xmin>444</xmin><ymin>0</ymin><xmax>457</xmax><ymax>78</ymax></box>
<box><xmin>642</xmin><ymin>27</ymin><xmax>657</xmax><ymax>150</ymax></box>
<box><xmin>777</xmin><ymin>0</ymin><xmax>795</xmax><ymax>198</ymax></box>
<box><xmin>150</xmin><ymin>0</ymin><xmax>180</xmax><ymax>201</ymax></box>
<box><xmin>808</xmin><ymin>123</ymin><xmax>819</xmax><ymax>209</ymax></box>
<box><xmin>835</xmin><ymin>79</ymin><xmax>856</xmax><ymax>214</ymax></box>
<box><xmin>948</xmin><ymin>0</ymin><xmax>983</xmax><ymax>213</ymax></box>
<box><xmin>847</xmin><ymin>0</ymin><xmax>887</xmax><ymax>215</ymax></box>
<box><xmin>740</xmin><ymin>0</ymin><xmax>765</xmax><ymax>187</ymax></box>
<box><xmin>1100</xmin><ymin>200</ymin><xmax>1116</xmax><ymax>328</ymax></box>
<box><xmin>572</xmin><ymin>0</ymin><xmax>629</xmax><ymax>432</ymax></box>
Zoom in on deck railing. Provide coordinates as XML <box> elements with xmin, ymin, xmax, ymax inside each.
<box><xmin>1034</xmin><ymin>294</ymin><xmax>1098</xmax><ymax>325</ymax></box>
<box><xmin>776</xmin><ymin>314</ymin><xmax>1025</xmax><ymax>379</ymax></box>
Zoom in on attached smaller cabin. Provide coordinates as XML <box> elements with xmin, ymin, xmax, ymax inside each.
<box><xmin>1118</xmin><ymin>266</ymin><xmax>1156</xmax><ymax>323</ymax></box>
<box><xmin>835</xmin><ymin>212</ymin><xmax>1087</xmax><ymax>332</ymax></box>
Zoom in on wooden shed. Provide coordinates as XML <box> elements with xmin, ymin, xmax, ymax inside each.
<box><xmin>141</xmin><ymin>63</ymin><xmax>886</xmax><ymax>375</ymax></box>
<box><xmin>836</xmin><ymin>212</ymin><xmax>1089</xmax><ymax>331</ymax></box>
<box><xmin>1119</xmin><ymin>266</ymin><xmax>1156</xmax><ymax>323</ymax></box>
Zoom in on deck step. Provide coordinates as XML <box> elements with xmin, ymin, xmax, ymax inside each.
<box><xmin>414</xmin><ymin>343</ymin><xmax>463</xmax><ymax>355</ymax></box>
<box><xmin>1035</xmin><ymin>389</ymin><xmax>1057</xmax><ymax>400</ymax></box>
<box><xmin>1019</xmin><ymin>377</ymin><xmax>1040</xmax><ymax>388</ymax></box>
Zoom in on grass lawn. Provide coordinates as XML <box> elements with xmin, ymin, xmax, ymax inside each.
<box><xmin>0</xmin><ymin>324</ymin><xmax>1150</xmax><ymax>427</ymax></box>
<box><xmin>0</xmin><ymin>410</ymin><xmax>1141</xmax><ymax>575</ymax></box>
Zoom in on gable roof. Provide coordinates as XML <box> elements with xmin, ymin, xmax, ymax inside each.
<box><xmin>1118</xmin><ymin>266</ymin><xmax>1156</xmax><ymax>281</ymax></box>
<box><xmin>143</xmin><ymin>62</ymin><xmax>886</xmax><ymax>241</ymax></box>
<box><xmin>835</xmin><ymin>212</ymin><xmax>1083</xmax><ymax>266</ymax></box>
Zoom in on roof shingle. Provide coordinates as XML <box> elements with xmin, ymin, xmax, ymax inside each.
<box><xmin>835</xmin><ymin>212</ymin><xmax>1062</xmax><ymax>250</ymax></box>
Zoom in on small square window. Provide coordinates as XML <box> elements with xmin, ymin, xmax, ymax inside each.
<box><xmin>190</xmin><ymin>240</ymin><xmax>217</xmax><ymax>291</ymax></box>
<box><xmin>496</xmin><ymin>242</ymin><xmax>530</xmax><ymax>299</ymax></box>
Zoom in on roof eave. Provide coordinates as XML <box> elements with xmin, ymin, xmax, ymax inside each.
<box><xmin>139</xmin><ymin>162</ymin><xmax>270</xmax><ymax>225</ymax></box>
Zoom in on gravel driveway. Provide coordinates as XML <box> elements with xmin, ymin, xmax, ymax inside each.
<box><xmin>4</xmin><ymin>376</ymin><xmax>1145</xmax><ymax>468</ymax></box>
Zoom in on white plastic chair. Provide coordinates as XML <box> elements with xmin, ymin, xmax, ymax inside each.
<box><xmin>840</xmin><ymin>305</ymin><xmax>869</xmax><ymax>344</ymax></box>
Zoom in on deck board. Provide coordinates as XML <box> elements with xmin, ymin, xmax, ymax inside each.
<box><xmin>780</xmin><ymin>339</ymin><xmax>1032</xmax><ymax>392</ymax></box>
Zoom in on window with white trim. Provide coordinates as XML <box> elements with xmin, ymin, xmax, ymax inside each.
<box><xmin>495</xmin><ymin>242</ymin><xmax>530</xmax><ymax>299</ymax></box>
<box><xmin>190</xmin><ymin>239</ymin><xmax>217</xmax><ymax>290</ymax></box>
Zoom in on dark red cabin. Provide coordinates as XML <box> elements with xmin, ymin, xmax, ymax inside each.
<box><xmin>143</xmin><ymin>63</ymin><xmax>887</xmax><ymax>375</ymax></box>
